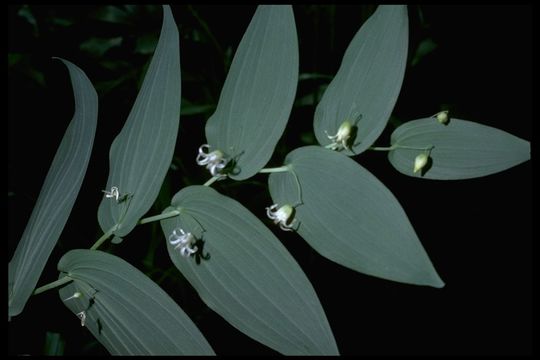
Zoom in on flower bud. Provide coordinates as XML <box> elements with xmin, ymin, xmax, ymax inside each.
<box><xmin>336</xmin><ymin>121</ymin><xmax>352</xmax><ymax>140</ymax></box>
<box><xmin>434</xmin><ymin>110</ymin><xmax>449</xmax><ymax>125</ymax></box>
<box><xmin>413</xmin><ymin>153</ymin><xmax>429</xmax><ymax>174</ymax></box>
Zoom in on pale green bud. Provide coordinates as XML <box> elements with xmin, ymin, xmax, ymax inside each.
<box><xmin>413</xmin><ymin>153</ymin><xmax>429</xmax><ymax>174</ymax></box>
<box><xmin>336</xmin><ymin>121</ymin><xmax>352</xmax><ymax>141</ymax></box>
<box><xmin>434</xmin><ymin>110</ymin><xmax>449</xmax><ymax>124</ymax></box>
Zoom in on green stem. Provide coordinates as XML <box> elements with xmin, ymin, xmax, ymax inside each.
<box><xmin>369</xmin><ymin>144</ymin><xmax>434</xmax><ymax>152</ymax></box>
<box><xmin>33</xmin><ymin>276</ymin><xmax>72</xmax><ymax>296</ymax></box>
<box><xmin>260</xmin><ymin>165</ymin><xmax>302</xmax><ymax>206</ymax></box>
<box><xmin>291</xmin><ymin>169</ymin><xmax>303</xmax><ymax>206</ymax></box>
<box><xmin>139</xmin><ymin>210</ymin><xmax>180</xmax><ymax>225</ymax></box>
<box><xmin>259</xmin><ymin>165</ymin><xmax>291</xmax><ymax>173</ymax></box>
<box><xmin>369</xmin><ymin>145</ymin><xmax>398</xmax><ymax>151</ymax></box>
<box><xmin>400</xmin><ymin>145</ymin><xmax>434</xmax><ymax>151</ymax></box>
<box><xmin>203</xmin><ymin>176</ymin><xmax>220</xmax><ymax>187</ymax></box>
<box><xmin>90</xmin><ymin>226</ymin><xmax>117</xmax><ymax>251</ymax></box>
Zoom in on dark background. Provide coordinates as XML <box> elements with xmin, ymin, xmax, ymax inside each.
<box><xmin>8</xmin><ymin>5</ymin><xmax>533</xmax><ymax>355</ymax></box>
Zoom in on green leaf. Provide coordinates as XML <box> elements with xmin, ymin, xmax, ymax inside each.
<box><xmin>180</xmin><ymin>98</ymin><xmax>216</xmax><ymax>116</ymax></box>
<box><xmin>268</xmin><ymin>146</ymin><xmax>444</xmax><ymax>288</ymax></box>
<box><xmin>314</xmin><ymin>5</ymin><xmax>408</xmax><ymax>155</ymax></box>
<box><xmin>98</xmin><ymin>5</ymin><xmax>180</xmax><ymax>237</ymax></box>
<box><xmin>205</xmin><ymin>5</ymin><xmax>299</xmax><ymax>180</ymax></box>
<box><xmin>51</xmin><ymin>18</ymin><xmax>73</xmax><ymax>27</ymax></box>
<box><xmin>135</xmin><ymin>34</ymin><xmax>158</xmax><ymax>55</ymax></box>
<box><xmin>160</xmin><ymin>186</ymin><xmax>339</xmax><ymax>355</ymax></box>
<box><xmin>411</xmin><ymin>38</ymin><xmax>437</xmax><ymax>66</ymax></box>
<box><xmin>91</xmin><ymin>5</ymin><xmax>132</xmax><ymax>25</ymax></box>
<box><xmin>388</xmin><ymin>118</ymin><xmax>531</xmax><ymax>179</ymax></box>
<box><xmin>294</xmin><ymin>84</ymin><xmax>328</xmax><ymax>108</ymax></box>
<box><xmin>17</xmin><ymin>5</ymin><xmax>38</xmax><ymax>36</ymax></box>
<box><xmin>57</xmin><ymin>250</ymin><xmax>214</xmax><ymax>355</ymax></box>
<box><xmin>298</xmin><ymin>72</ymin><xmax>333</xmax><ymax>81</ymax></box>
<box><xmin>8</xmin><ymin>58</ymin><xmax>98</xmax><ymax>318</ymax></box>
<box><xmin>80</xmin><ymin>37</ymin><xmax>123</xmax><ymax>57</ymax></box>
<box><xmin>43</xmin><ymin>332</ymin><xmax>65</xmax><ymax>356</ymax></box>
<box><xmin>8</xmin><ymin>53</ymin><xmax>23</xmax><ymax>67</ymax></box>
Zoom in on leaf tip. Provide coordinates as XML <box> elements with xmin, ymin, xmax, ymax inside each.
<box><xmin>51</xmin><ymin>56</ymin><xmax>64</xmax><ymax>64</ymax></box>
<box><xmin>423</xmin><ymin>268</ymin><xmax>445</xmax><ymax>288</ymax></box>
<box><xmin>431</xmin><ymin>277</ymin><xmax>445</xmax><ymax>289</ymax></box>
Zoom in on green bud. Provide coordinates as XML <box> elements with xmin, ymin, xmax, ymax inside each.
<box><xmin>413</xmin><ymin>153</ymin><xmax>429</xmax><ymax>173</ymax></box>
<box><xmin>434</xmin><ymin>110</ymin><xmax>449</xmax><ymax>124</ymax></box>
<box><xmin>336</xmin><ymin>121</ymin><xmax>352</xmax><ymax>140</ymax></box>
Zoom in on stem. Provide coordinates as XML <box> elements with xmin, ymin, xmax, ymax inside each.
<box><xmin>33</xmin><ymin>276</ymin><xmax>72</xmax><ymax>296</ymax></box>
<box><xmin>203</xmin><ymin>176</ymin><xmax>220</xmax><ymax>187</ymax></box>
<box><xmin>90</xmin><ymin>226</ymin><xmax>117</xmax><ymax>251</ymax></box>
<box><xmin>139</xmin><ymin>210</ymin><xmax>180</xmax><ymax>225</ymax></box>
<box><xmin>259</xmin><ymin>165</ymin><xmax>291</xmax><ymax>173</ymax></box>
<box><xmin>398</xmin><ymin>145</ymin><xmax>434</xmax><ymax>151</ymax></box>
<box><xmin>260</xmin><ymin>165</ymin><xmax>302</xmax><ymax>205</ymax></box>
<box><xmin>369</xmin><ymin>144</ymin><xmax>434</xmax><ymax>152</ymax></box>
<box><xmin>369</xmin><ymin>145</ymin><xmax>397</xmax><ymax>151</ymax></box>
<box><xmin>291</xmin><ymin>169</ymin><xmax>303</xmax><ymax>206</ymax></box>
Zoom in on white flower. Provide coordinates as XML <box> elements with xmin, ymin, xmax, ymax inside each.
<box><xmin>325</xmin><ymin>121</ymin><xmax>352</xmax><ymax>151</ymax></box>
<box><xmin>76</xmin><ymin>311</ymin><xmax>86</xmax><ymax>327</ymax></box>
<box><xmin>266</xmin><ymin>204</ymin><xmax>296</xmax><ymax>231</ymax></box>
<box><xmin>102</xmin><ymin>186</ymin><xmax>119</xmax><ymax>202</ymax></box>
<box><xmin>196</xmin><ymin>144</ymin><xmax>229</xmax><ymax>177</ymax></box>
<box><xmin>414</xmin><ymin>153</ymin><xmax>429</xmax><ymax>174</ymax></box>
<box><xmin>169</xmin><ymin>228</ymin><xmax>198</xmax><ymax>257</ymax></box>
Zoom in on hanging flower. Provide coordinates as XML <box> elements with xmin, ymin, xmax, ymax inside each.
<box><xmin>325</xmin><ymin>121</ymin><xmax>353</xmax><ymax>151</ymax></box>
<box><xmin>169</xmin><ymin>228</ymin><xmax>198</xmax><ymax>257</ymax></box>
<box><xmin>196</xmin><ymin>144</ymin><xmax>229</xmax><ymax>177</ymax></box>
<box><xmin>102</xmin><ymin>186</ymin><xmax>119</xmax><ymax>202</ymax></box>
<box><xmin>433</xmin><ymin>110</ymin><xmax>449</xmax><ymax>125</ymax></box>
<box><xmin>266</xmin><ymin>204</ymin><xmax>297</xmax><ymax>231</ymax></box>
<box><xmin>76</xmin><ymin>311</ymin><xmax>86</xmax><ymax>327</ymax></box>
<box><xmin>413</xmin><ymin>153</ymin><xmax>429</xmax><ymax>174</ymax></box>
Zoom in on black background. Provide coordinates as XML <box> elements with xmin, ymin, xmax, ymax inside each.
<box><xmin>8</xmin><ymin>5</ymin><xmax>533</xmax><ymax>355</ymax></box>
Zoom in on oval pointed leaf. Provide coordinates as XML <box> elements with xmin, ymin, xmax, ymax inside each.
<box><xmin>57</xmin><ymin>249</ymin><xmax>214</xmax><ymax>355</ymax></box>
<box><xmin>9</xmin><ymin>59</ymin><xmax>98</xmax><ymax>317</ymax></box>
<box><xmin>205</xmin><ymin>5</ymin><xmax>299</xmax><ymax>180</ymax></box>
<box><xmin>314</xmin><ymin>5</ymin><xmax>408</xmax><ymax>155</ymax></box>
<box><xmin>160</xmin><ymin>186</ymin><xmax>338</xmax><ymax>355</ymax></box>
<box><xmin>98</xmin><ymin>5</ymin><xmax>180</xmax><ymax>237</ymax></box>
<box><xmin>268</xmin><ymin>146</ymin><xmax>444</xmax><ymax>288</ymax></box>
<box><xmin>388</xmin><ymin>118</ymin><xmax>531</xmax><ymax>179</ymax></box>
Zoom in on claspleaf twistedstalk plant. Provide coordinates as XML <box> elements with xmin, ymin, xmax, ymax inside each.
<box><xmin>8</xmin><ymin>5</ymin><xmax>530</xmax><ymax>355</ymax></box>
